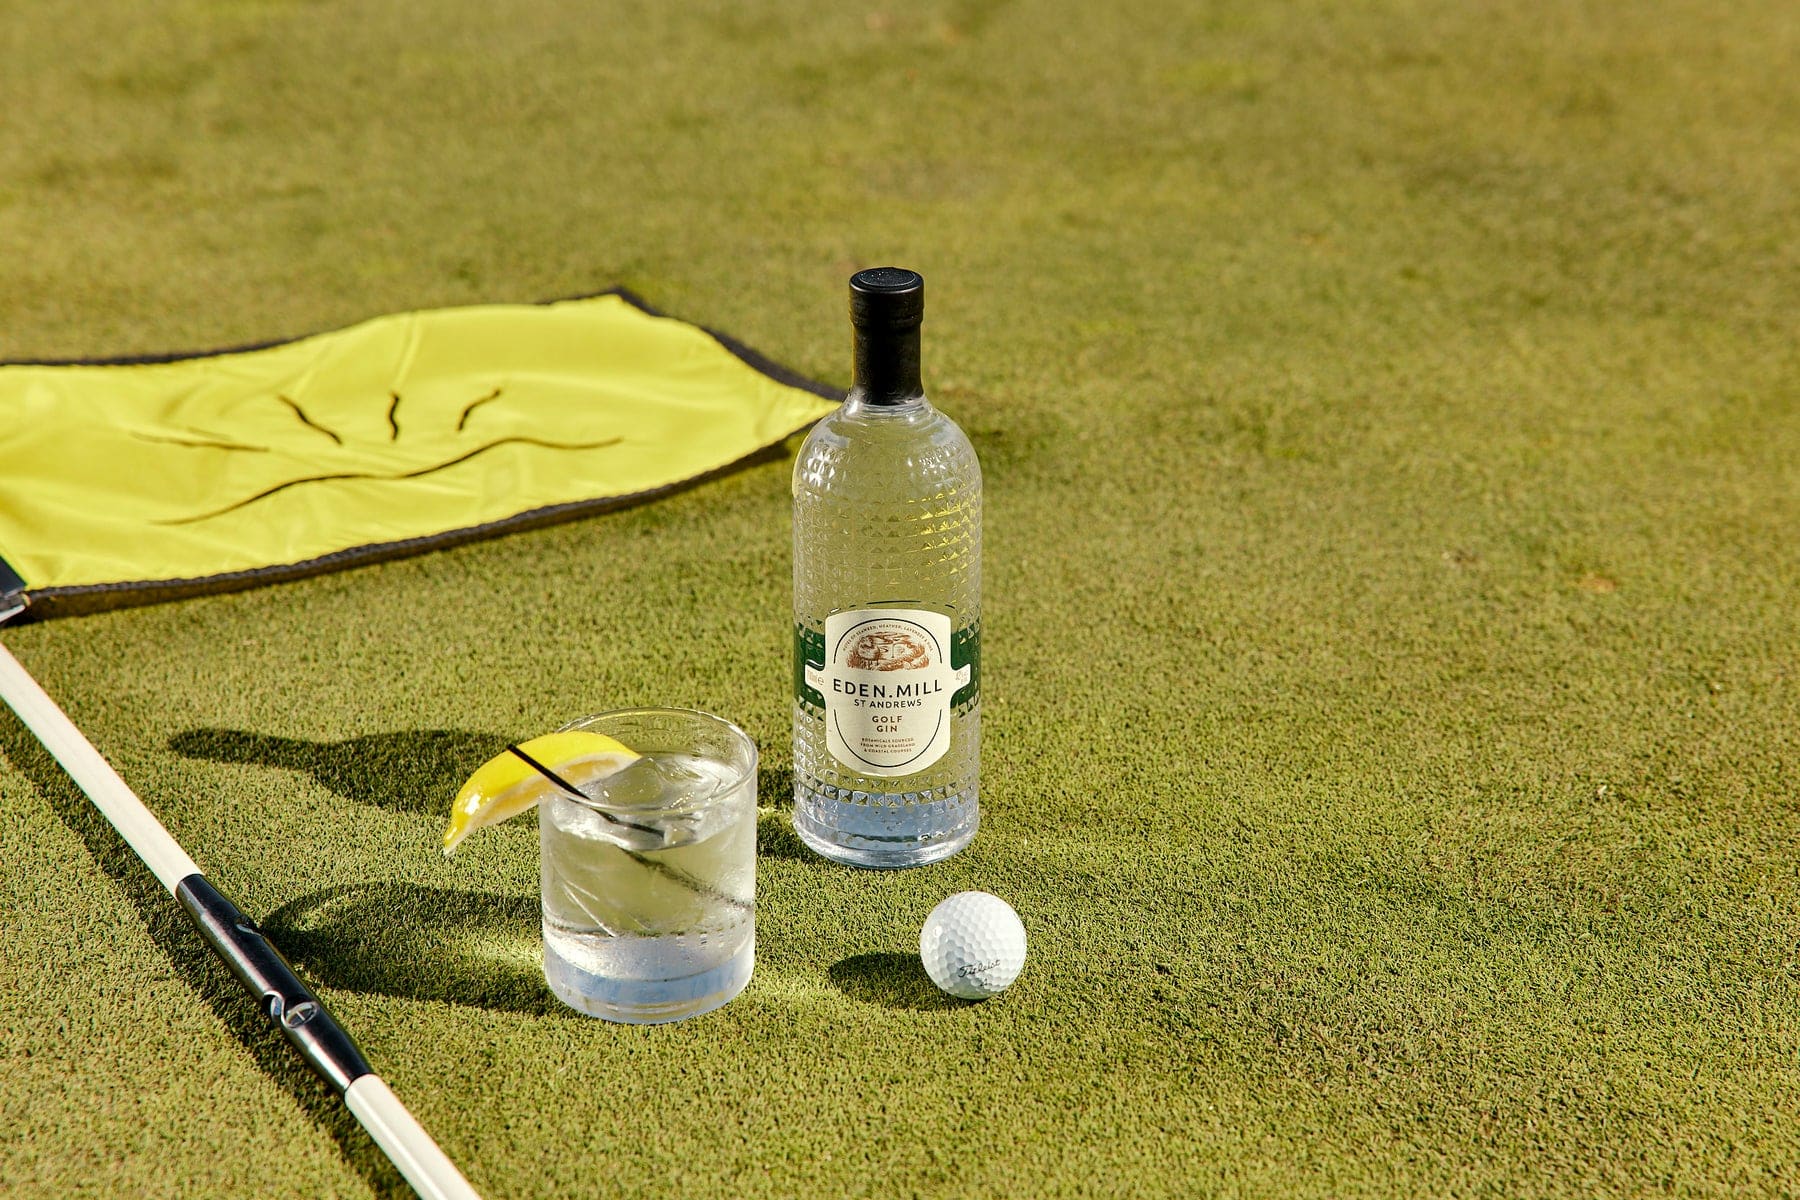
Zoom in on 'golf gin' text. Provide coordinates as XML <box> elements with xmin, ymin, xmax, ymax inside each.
<box><xmin>803</xmin><ymin>609</ymin><xmax>971</xmax><ymax>775</ymax></box>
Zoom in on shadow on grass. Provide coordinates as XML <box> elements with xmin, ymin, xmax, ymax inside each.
<box><xmin>828</xmin><ymin>952</ymin><xmax>964</xmax><ymax>1012</ymax></box>
<box><xmin>757</xmin><ymin>812</ymin><xmax>810</xmax><ymax>862</ymax></box>
<box><xmin>262</xmin><ymin>883</ymin><xmax>569</xmax><ymax>1017</ymax></box>
<box><xmin>0</xmin><ymin>713</ymin><xmax>413</xmax><ymax>1198</ymax></box>
<box><xmin>757</xmin><ymin>764</ymin><xmax>818</xmax><ymax>862</ymax></box>
<box><xmin>173</xmin><ymin>733</ymin><xmax>818</xmax><ymax>867</ymax></box>
<box><xmin>169</xmin><ymin>727</ymin><xmax>509</xmax><ymax>814</ymax></box>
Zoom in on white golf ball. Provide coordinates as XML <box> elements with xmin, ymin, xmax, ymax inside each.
<box><xmin>920</xmin><ymin>891</ymin><xmax>1027</xmax><ymax>1000</ymax></box>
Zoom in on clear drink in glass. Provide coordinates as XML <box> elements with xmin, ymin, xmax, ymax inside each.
<box><xmin>539</xmin><ymin>709</ymin><xmax>756</xmax><ymax>1023</ymax></box>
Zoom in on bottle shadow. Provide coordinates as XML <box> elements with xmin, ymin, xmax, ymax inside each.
<box><xmin>172</xmin><ymin>732</ymin><xmax>818</xmax><ymax>864</ymax></box>
<box><xmin>756</xmin><ymin>764</ymin><xmax>816</xmax><ymax>862</ymax></box>
<box><xmin>827</xmin><ymin>952</ymin><xmax>965</xmax><ymax>1012</ymax></box>
<box><xmin>758</xmin><ymin>763</ymin><xmax>793</xmax><ymax>810</ymax></box>
<box><xmin>168</xmin><ymin>727</ymin><xmax>509</xmax><ymax>815</ymax></box>
<box><xmin>262</xmin><ymin>882</ymin><xmax>571</xmax><ymax>1017</ymax></box>
<box><xmin>757</xmin><ymin>810</ymin><xmax>811</xmax><ymax>861</ymax></box>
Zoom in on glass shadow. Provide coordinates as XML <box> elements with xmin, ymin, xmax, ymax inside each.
<box><xmin>262</xmin><ymin>882</ymin><xmax>567</xmax><ymax>1016</ymax></box>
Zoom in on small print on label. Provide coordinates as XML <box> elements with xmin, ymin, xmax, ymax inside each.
<box><xmin>803</xmin><ymin>608</ymin><xmax>970</xmax><ymax>777</ymax></box>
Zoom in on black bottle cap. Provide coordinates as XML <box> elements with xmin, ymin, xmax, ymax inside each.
<box><xmin>849</xmin><ymin>267</ymin><xmax>924</xmax><ymax>329</ymax></box>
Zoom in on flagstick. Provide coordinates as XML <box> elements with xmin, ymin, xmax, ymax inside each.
<box><xmin>0</xmin><ymin>641</ymin><xmax>482</xmax><ymax>1200</ymax></box>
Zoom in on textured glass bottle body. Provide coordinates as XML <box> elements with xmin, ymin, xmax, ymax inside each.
<box><xmin>791</xmin><ymin>394</ymin><xmax>982</xmax><ymax>868</ymax></box>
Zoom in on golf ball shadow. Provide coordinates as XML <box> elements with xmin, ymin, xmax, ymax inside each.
<box><xmin>826</xmin><ymin>952</ymin><xmax>967</xmax><ymax>1011</ymax></box>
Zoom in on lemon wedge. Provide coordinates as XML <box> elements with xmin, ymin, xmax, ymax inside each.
<box><xmin>443</xmin><ymin>731</ymin><xmax>637</xmax><ymax>855</ymax></box>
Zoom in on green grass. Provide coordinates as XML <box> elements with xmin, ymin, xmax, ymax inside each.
<box><xmin>2</xmin><ymin>0</ymin><xmax>1797</xmax><ymax>1196</ymax></box>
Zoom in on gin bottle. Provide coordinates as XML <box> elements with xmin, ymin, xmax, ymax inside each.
<box><xmin>792</xmin><ymin>268</ymin><xmax>982</xmax><ymax>868</ymax></box>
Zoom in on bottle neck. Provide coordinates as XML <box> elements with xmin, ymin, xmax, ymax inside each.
<box><xmin>851</xmin><ymin>322</ymin><xmax>923</xmax><ymax>406</ymax></box>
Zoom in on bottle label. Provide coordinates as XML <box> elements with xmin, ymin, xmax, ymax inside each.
<box><xmin>801</xmin><ymin>608</ymin><xmax>973</xmax><ymax>777</ymax></box>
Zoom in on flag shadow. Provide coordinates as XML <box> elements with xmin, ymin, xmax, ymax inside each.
<box><xmin>168</xmin><ymin>727</ymin><xmax>509</xmax><ymax>815</ymax></box>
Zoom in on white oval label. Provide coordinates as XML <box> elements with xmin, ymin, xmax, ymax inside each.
<box><xmin>802</xmin><ymin>608</ymin><xmax>970</xmax><ymax>776</ymax></box>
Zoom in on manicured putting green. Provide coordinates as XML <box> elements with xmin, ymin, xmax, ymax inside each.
<box><xmin>1</xmin><ymin>1</ymin><xmax>1795</xmax><ymax>1197</ymax></box>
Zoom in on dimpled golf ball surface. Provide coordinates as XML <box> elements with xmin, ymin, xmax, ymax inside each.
<box><xmin>920</xmin><ymin>892</ymin><xmax>1027</xmax><ymax>1000</ymax></box>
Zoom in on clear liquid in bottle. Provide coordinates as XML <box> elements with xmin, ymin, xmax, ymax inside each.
<box><xmin>791</xmin><ymin>268</ymin><xmax>981</xmax><ymax>869</ymax></box>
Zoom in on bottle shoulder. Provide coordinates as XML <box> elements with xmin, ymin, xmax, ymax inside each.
<box><xmin>795</xmin><ymin>396</ymin><xmax>981</xmax><ymax>482</ymax></box>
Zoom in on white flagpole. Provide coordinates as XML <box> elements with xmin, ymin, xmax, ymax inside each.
<box><xmin>0</xmin><ymin>641</ymin><xmax>482</xmax><ymax>1200</ymax></box>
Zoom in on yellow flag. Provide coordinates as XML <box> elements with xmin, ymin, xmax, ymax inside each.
<box><xmin>0</xmin><ymin>292</ymin><xmax>837</xmax><ymax>618</ymax></box>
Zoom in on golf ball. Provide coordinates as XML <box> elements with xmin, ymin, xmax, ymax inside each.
<box><xmin>920</xmin><ymin>891</ymin><xmax>1028</xmax><ymax>1000</ymax></box>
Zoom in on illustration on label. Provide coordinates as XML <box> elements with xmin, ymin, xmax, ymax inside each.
<box><xmin>803</xmin><ymin>608</ymin><xmax>971</xmax><ymax>776</ymax></box>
